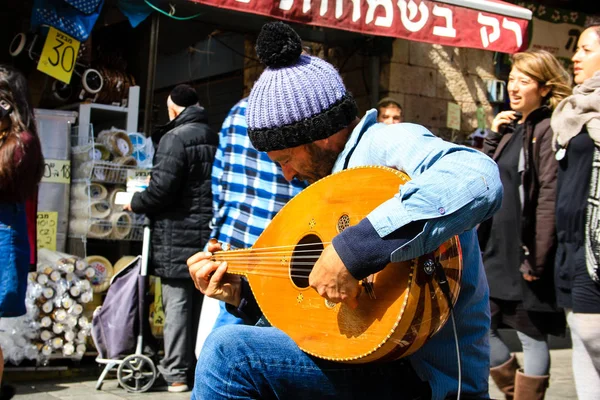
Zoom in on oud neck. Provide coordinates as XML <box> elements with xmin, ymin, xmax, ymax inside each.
<box><xmin>211</xmin><ymin>248</ymin><xmax>254</xmax><ymax>276</ymax></box>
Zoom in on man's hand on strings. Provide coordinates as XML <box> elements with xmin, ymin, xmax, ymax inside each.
<box><xmin>309</xmin><ymin>244</ymin><xmax>361</xmax><ymax>309</ymax></box>
<box><xmin>187</xmin><ymin>239</ymin><xmax>242</xmax><ymax>307</ymax></box>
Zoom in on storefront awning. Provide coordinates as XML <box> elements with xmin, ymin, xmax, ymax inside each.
<box><xmin>189</xmin><ymin>0</ymin><xmax>532</xmax><ymax>53</ymax></box>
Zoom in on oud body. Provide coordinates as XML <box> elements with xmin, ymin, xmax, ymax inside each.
<box><xmin>215</xmin><ymin>166</ymin><xmax>462</xmax><ymax>363</ymax></box>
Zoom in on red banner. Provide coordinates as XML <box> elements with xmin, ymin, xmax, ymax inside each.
<box><xmin>190</xmin><ymin>0</ymin><xmax>529</xmax><ymax>53</ymax></box>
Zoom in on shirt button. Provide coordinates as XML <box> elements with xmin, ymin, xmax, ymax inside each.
<box><xmin>438</xmin><ymin>207</ymin><xmax>446</xmax><ymax>215</ymax></box>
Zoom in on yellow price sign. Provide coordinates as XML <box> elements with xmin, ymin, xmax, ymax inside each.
<box><xmin>37</xmin><ymin>27</ymin><xmax>80</xmax><ymax>84</ymax></box>
<box><xmin>37</xmin><ymin>212</ymin><xmax>58</xmax><ymax>251</ymax></box>
<box><xmin>41</xmin><ymin>159</ymin><xmax>71</xmax><ymax>184</ymax></box>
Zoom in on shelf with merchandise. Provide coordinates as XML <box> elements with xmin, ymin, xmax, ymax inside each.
<box><xmin>69</xmin><ymin>129</ymin><xmax>149</xmax><ymax>244</ymax></box>
<box><xmin>65</xmin><ymin>86</ymin><xmax>140</xmax><ymax>148</ymax></box>
<box><xmin>68</xmin><ymin>215</ymin><xmax>145</xmax><ymax>242</ymax></box>
<box><xmin>71</xmin><ymin>128</ymin><xmax>149</xmax><ymax>185</ymax></box>
<box><xmin>72</xmin><ymin>159</ymin><xmax>138</xmax><ymax>185</ymax></box>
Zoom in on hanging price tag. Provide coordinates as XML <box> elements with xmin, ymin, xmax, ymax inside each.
<box><xmin>41</xmin><ymin>159</ymin><xmax>71</xmax><ymax>184</ymax></box>
<box><xmin>37</xmin><ymin>27</ymin><xmax>80</xmax><ymax>84</ymax></box>
<box><xmin>126</xmin><ymin>169</ymin><xmax>151</xmax><ymax>180</ymax></box>
<box><xmin>37</xmin><ymin>212</ymin><xmax>58</xmax><ymax>251</ymax></box>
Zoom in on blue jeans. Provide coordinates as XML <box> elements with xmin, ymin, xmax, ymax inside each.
<box><xmin>212</xmin><ymin>301</ymin><xmax>244</xmax><ymax>329</ymax></box>
<box><xmin>191</xmin><ymin>324</ymin><xmax>430</xmax><ymax>400</ymax></box>
<box><xmin>0</xmin><ymin>203</ymin><xmax>29</xmax><ymax>318</ymax></box>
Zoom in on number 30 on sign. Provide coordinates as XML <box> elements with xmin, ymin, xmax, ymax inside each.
<box><xmin>37</xmin><ymin>27</ymin><xmax>81</xmax><ymax>84</ymax></box>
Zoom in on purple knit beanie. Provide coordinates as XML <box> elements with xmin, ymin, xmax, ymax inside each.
<box><xmin>247</xmin><ymin>22</ymin><xmax>357</xmax><ymax>152</ymax></box>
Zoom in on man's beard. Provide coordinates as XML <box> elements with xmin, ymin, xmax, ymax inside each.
<box><xmin>300</xmin><ymin>143</ymin><xmax>339</xmax><ymax>183</ymax></box>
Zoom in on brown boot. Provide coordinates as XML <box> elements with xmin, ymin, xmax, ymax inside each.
<box><xmin>514</xmin><ymin>370</ymin><xmax>549</xmax><ymax>400</ymax></box>
<box><xmin>490</xmin><ymin>354</ymin><xmax>520</xmax><ymax>399</ymax></box>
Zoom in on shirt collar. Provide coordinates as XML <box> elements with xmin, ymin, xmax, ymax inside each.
<box><xmin>333</xmin><ymin>109</ymin><xmax>379</xmax><ymax>172</ymax></box>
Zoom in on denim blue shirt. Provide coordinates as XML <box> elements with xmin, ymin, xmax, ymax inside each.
<box><xmin>333</xmin><ymin>110</ymin><xmax>503</xmax><ymax>399</ymax></box>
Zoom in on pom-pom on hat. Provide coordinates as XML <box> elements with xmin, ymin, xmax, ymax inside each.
<box><xmin>247</xmin><ymin>22</ymin><xmax>357</xmax><ymax>152</ymax></box>
<box><xmin>169</xmin><ymin>84</ymin><xmax>199</xmax><ymax>108</ymax></box>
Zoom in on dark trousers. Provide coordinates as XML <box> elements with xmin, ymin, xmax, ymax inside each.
<box><xmin>158</xmin><ymin>277</ymin><xmax>203</xmax><ymax>384</ymax></box>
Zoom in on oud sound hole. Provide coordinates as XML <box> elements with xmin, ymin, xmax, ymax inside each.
<box><xmin>291</xmin><ymin>234</ymin><xmax>324</xmax><ymax>288</ymax></box>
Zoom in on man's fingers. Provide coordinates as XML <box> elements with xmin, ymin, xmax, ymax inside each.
<box><xmin>189</xmin><ymin>261</ymin><xmax>220</xmax><ymax>293</ymax></box>
<box><xmin>210</xmin><ymin>261</ymin><xmax>229</xmax><ymax>285</ymax></box>
<box><xmin>187</xmin><ymin>251</ymin><xmax>212</xmax><ymax>267</ymax></box>
<box><xmin>207</xmin><ymin>240</ymin><xmax>223</xmax><ymax>253</ymax></box>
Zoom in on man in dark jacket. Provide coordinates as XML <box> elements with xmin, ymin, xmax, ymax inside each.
<box><xmin>125</xmin><ymin>84</ymin><xmax>217</xmax><ymax>392</ymax></box>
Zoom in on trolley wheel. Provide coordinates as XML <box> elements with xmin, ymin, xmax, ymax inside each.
<box><xmin>117</xmin><ymin>354</ymin><xmax>157</xmax><ymax>393</ymax></box>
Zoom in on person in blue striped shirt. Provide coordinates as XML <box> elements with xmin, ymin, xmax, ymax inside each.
<box><xmin>207</xmin><ymin>97</ymin><xmax>305</xmax><ymax>328</ymax></box>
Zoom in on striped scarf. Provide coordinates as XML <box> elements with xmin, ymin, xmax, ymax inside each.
<box><xmin>552</xmin><ymin>72</ymin><xmax>600</xmax><ymax>283</ymax></box>
<box><xmin>586</xmin><ymin>148</ymin><xmax>600</xmax><ymax>283</ymax></box>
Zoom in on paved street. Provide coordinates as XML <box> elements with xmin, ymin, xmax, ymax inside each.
<box><xmin>7</xmin><ymin>349</ymin><xmax>575</xmax><ymax>399</ymax></box>
<box><xmin>10</xmin><ymin>378</ymin><xmax>189</xmax><ymax>400</ymax></box>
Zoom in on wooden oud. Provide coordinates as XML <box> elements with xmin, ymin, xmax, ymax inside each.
<box><xmin>213</xmin><ymin>166</ymin><xmax>462</xmax><ymax>363</ymax></box>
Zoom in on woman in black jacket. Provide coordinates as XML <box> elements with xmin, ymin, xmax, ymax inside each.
<box><xmin>480</xmin><ymin>50</ymin><xmax>571</xmax><ymax>400</ymax></box>
<box><xmin>125</xmin><ymin>85</ymin><xmax>218</xmax><ymax>392</ymax></box>
<box><xmin>551</xmin><ymin>23</ymin><xmax>600</xmax><ymax>400</ymax></box>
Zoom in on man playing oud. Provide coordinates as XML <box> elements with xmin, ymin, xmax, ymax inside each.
<box><xmin>188</xmin><ymin>22</ymin><xmax>503</xmax><ymax>400</ymax></box>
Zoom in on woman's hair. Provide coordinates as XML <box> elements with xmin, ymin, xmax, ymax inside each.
<box><xmin>584</xmin><ymin>15</ymin><xmax>600</xmax><ymax>31</ymax></box>
<box><xmin>0</xmin><ymin>65</ymin><xmax>44</xmax><ymax>200</ymax></box>
<box><xmin>511</xmin><ymin>50</ymin><xmax>572</xmax><ymax>110</ymax></box>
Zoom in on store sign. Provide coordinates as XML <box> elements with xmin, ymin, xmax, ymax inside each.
<box><xmin>446</xmin><ymin>102</ymin><xmax>461</xmax><ymax>130</ymax></box>
<box><xmin>41</xmin><ymin>159</ymin><xmax>71</xmax><ymax>184</ymax></box>
<box><xmin>190</xmin><ymin>0</ymin><xmax>529</xmax><ymax>53</ymax></box>
<box><xmin>37</xmin><ymin>27</ymin><xmax>81</xmax><ymax>84</ymax></box>
<box><xmin>530</xmin><ymin>18</ymin><xmax>582</xmax><ymax>60</ymax></box>
<box><xmin>37</xmin><ymin>212</ymin><xmax>58</xmax><ymax>251</ymax></box>
<box><xmin>517</xmin><ymin>1</ymin><xmax>588</xmax><ymax>69</ymax></box>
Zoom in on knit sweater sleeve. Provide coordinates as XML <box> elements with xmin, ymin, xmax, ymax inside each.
<box><xmin>332</xmin><ymin>218</ymin><xmax>425</xmax><ymax>280</ymax></box>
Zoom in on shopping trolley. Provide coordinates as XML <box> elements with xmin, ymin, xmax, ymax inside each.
<box><xmin>91</xmin><ymin>220</ymin><xmax>158</xmax><ymax>393</ymax></box>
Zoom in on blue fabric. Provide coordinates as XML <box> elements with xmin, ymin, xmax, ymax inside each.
<box><xmin>247</xmin><ymin>55</ymin><xmax>347</xmax><ymax>130</ymax></box>
<box><xmin>117</xmin><ymin>0</ymin><xmax>152</xmax><ymax>28</ymax></box>
<box><xmin>213</xmin><ymin>301</ymin><xmax>243</xmax><ymax>327</ymax></box>
<box><xmin>333</xmin><ymin>218</ymin><xmax>425</xmax><ymax>280</ymax></box>
<box><xmin>31</xmin><ymin>0</ymin><xmax>104</xmax><ymax>42</ymax></box>
<box><xmin>335</xmin><ymin>111</ymin><xmax>501</xmax><ymax>399</ymax></box>
<box><xmin>210</xmin><ymin>98</ymin><xmax>304</xmax><ymax>328</ymax></box>
<box><xmin>210</xmin><ymin>98</ymin><xmax>305</xmax><ymax>249</ymax></box>
<box><xmin>192</xmin><ymin>325</ymin><xmax>431</xmax><ymax>400</ymax></box>
<box><xmin>195</xmin><ymin>111</ymin><xmax>503</xmax><ymax>399</ymax></box>
<box><xmin>338</xmin><ymin>111</ymin><xmax>502</xmax><ymax>245</ymax></box>
<box><xmin>64</xmin><ymin>0</ymin><xmax>102</xmax><ymax>15</ymax></box>
<box><xmin>0</xmin><ymin>203</ymin><xmax>30</xmax><ymax>318</ymax></box>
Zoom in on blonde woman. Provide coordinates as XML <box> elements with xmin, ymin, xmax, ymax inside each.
<box><xmin>479</xmin><ymin>50</ymin><xmax>571</xmax><ymax>399</ymax></box>
<box><xmin>551</xmin><ymin>21</ymin><xmax>600</xmax><ymax>400</ymax></box>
